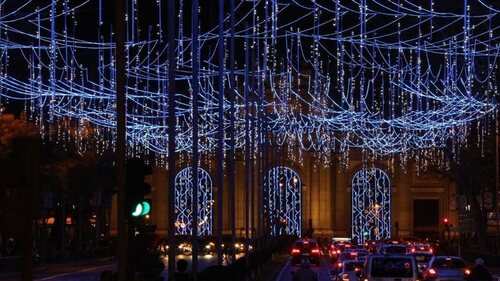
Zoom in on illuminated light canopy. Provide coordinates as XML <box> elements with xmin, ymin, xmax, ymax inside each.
<box><xmin>265</xmin><ymin>166</ymin><xmax>302</xmax><ymax>236</ymax></box>
<box><xmin>174</xmin><ymin>167</ymin><xmax>213</xmax><ymax>236</ymax></box>
<box><xmin>352</xmin><ymin>168</ymin><xmax>391</xmax><ymax>244</ymax></box>
<box><xmin>0</xmin><ymin>0</ymin><xmax>497</xmax><ymax>166</ymax></box>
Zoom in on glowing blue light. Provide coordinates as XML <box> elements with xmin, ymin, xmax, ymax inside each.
<box><xmin>265</xmin><ymin>166</ymin><xmax>302</xmax><ymax>236</ymax></box>
<box><xmin>352</xmin><ymin>168</ymin><xmax>391</xmax><ymax>244</ymax></box>
<box><xmin>0</xmin><ymin>0</ymin><xmax>497</xmax><ymax>163</ymax></box>
<box><xmin>174</xmin><ymin>167</ymin><xmax>213</xmax><ymax>236</ymax></box>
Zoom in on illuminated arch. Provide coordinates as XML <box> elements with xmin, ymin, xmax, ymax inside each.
<box><xmin>265</xmin><ymin>166</ymin><xmax>302</xmax><ymax>236</ymax></box>
<box><xmin>352</xmin><ymin>168</ymin><xmax>391</xmax><ymax>244</ymax></box>
<box><xmin>174</xmin><ymin>167</ymin><xmax>213</xmax><ymax>236</ymax></box>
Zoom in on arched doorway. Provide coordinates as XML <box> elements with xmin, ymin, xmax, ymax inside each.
<box><xmin>174</xmin><ymin>167</ymin><xmax>213</xmax><ymax>236</ymax></box>
<box><xmin>352</xmin><ymin>168</ymin><xmax>391</xmax><ymax>244</ymax></box>
<box><xmin>265</xmin><ymin>166</ymin><xmax>302</xmax><ymax>236</ymax></box>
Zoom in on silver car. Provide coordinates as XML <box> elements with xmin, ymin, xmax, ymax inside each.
<box><xmin>332</xmin><ymin>260</ymin><xmax>364</xmax><ymax>281</ymax></box>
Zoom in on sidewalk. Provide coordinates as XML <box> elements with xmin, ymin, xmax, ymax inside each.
<box><xmin>0</xmin><ymin>256</ymin><xmax>116</xmax><ymax>280</ymax></box>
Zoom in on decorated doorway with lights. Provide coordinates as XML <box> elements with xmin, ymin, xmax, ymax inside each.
<box><xmin>174</xmin><ymin>167</ymin><xmax>213</xmax><ymax>236</ymax></box>
<box><xmin>352</xmin><ymin>168</ymin><xmax>391</xmax><ymax>244</ymax></box>
<box><xmin>265</xmin><ymin>166</ymin><xmax>302</xmax><ymax>236</ymax></box>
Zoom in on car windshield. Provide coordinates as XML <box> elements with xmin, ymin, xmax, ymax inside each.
<box><xmin>371</xmin><ymin>257</ymin><xmax>414</xmax><ymax>278</ymax></box>
<box><xmin>432</xmin><ymin>258</ymin><xmax>466</xmax><ymax>269</ymax></box>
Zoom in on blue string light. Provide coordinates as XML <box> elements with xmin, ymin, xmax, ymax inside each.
<box><xmin>352</xmin><ymin>168</ymin><xmax>391</xmax><ymax>244</ymax></box>
<box><xmin>265</xmin><ymin>166</ymin><xmax>302</xmax><ymax>236</ymax></box>
<box><xmin>0</xmin><ymin>0</ymin><xmax>496</xmax><ymax>167</ymax></box>
<box><xmin>174</xmin><ymin>167</ymin><xmax>213</xmax><ymax>236</ymax></box>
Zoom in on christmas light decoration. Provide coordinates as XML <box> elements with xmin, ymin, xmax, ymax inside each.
<box><xmin>352</xmin><ymin>168</ymin><xmax>391</xmax><ymax>244</ymax></box>
<box><xmin>265</xmin><ymin>166</ymin><xmax>302</xmax><ymax>236</ymax></box>
<box><xmin>174</xmin><ymin>167</ymin><xmax>213</xmax><ymax>236</ymax></box>
<box><xmin>0</xmin><ymin>0</ymin><xmax>496</xmax><ymax>166</ymax></box>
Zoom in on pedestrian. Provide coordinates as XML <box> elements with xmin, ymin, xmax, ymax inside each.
<box><xmin>291</xmin><ymin>258</ymin><xmax>318</xmax><ymax>281</ymax></box>
<box><xmin>169</xmin><ymin>259</ymin><xmax>193</xmax><ymax>281</ymax></box>
<box><xmin>468</xmin><ymin>258</ymin><xmax>492</xmax><ymax>281</ymax></box>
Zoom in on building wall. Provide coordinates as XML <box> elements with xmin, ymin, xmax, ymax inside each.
<box><xmin>111</xmin><ymin>151</ymin><xmax>457</xmax><ymax>240</ymax></box>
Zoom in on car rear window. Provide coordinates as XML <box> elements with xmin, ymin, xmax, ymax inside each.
<box><xmin>414</xmin><ymin>254</ymin><xmax>433</xmax><ymax>262</ymax></box>
<box><xmin>294</xmin><ymin>241</ymin><xmax>318</xmax><ymax>248</ymax></box>
<box><xmin>432</xmin><ymin>258</ymin><xmax>466</xmax><ymax>269</ymax></box>
<box><xmin>385</xmin><ymin>246</ymin><xmax>407</xmax><ymax>254</ymax></box>
<box><xmin>345</xmin><ymin>262</ymin><xmax>364</xmax><ymax>272</ymax></box>
<box><xmin>371</xmin><ymin>257</ymin><xmax>414</xmax><ymax>278</ymax></box>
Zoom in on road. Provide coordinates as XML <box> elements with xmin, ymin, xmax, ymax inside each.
<box><xmin>275</xmin><ymin>257</ymin><xmax>333</xmax><ymax>281</ymax></box>
<box><xmin>0</xmin><ymin>253</ymin><xmax>243</xmax><ymax>281</ymax></box>
<box><xmin>2</xmin><ymin>254</ymin><xmax>499</xmax><ymax>281</ymax></box>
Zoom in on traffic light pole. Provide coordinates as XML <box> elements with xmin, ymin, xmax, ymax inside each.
<box><xmin>114</xmin><ymin>0</ymin><xmax>130</xmax><ymax>279</ymax></box>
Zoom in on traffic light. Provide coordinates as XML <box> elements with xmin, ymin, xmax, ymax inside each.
<box><xmin>443</xmin><ymin>217</ymin><xmax>451</xmax><ymax>231</ymax></box>
<box><xmin>132</xmin><ymin>200</ymin><xmax>151</xmax><ymax>217</ymax></box>
<box><xmin>126</xmin><ymin>158</ymin><xmax>152</xmax><ymax>220</ymax></box>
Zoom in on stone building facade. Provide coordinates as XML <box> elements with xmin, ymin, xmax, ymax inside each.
<box><xmin>111</xmin><ymin>150</ymin><xmax>457</xmax><ymax>242</ymax></box>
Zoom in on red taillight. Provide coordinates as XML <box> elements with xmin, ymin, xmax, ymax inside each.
<box><xmin>312</xmin><ymin>248</ymin><xmax>320</xmax><ymax>254</ymax></box>
<box><xmin>430</xmin><ymin>249</ymin><xmax>433</xmax><ymax>254</ymax></box>
<box><xmin>428</xmin><ymin>268</ymin><xmax>437</xmax><ymax>276</ymax></box>
<box><xmin>411</xmin><ymin>248</ymin><xmax>416</xmax><ymax>253</ymax></box>
<box><xmin>337</xmin><ymin>250</ymin><xmax>341</xmax><ymax>254</ymax></box>
<box><xmin>337</xmin><ymin>262</ymin><xmax>342</xmax><ymax>268</ymax></box>
<box><xmin>465</xmin><ymin>269</ymin><xmax>471</xmax><ymax>275</ymax></box>
<box><xmin>292</xmin><ymin>248</ymin><xmax>300</xmax><ymax>254</ymax></box>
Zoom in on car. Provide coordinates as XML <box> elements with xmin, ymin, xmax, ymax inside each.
<box><xmin>366</xmin><ymin>243</ymin><xmax>383</xmax><ymax>254</ymax></box>
<box><xmin>423</xmin><ymin>256</ymin><xmax>470</xmax><ymax>281</ymax></box>
<box><xmin>362</xmin><ymin>254</ymin><xmax>418</xmax><ymax>281</ymax></box>
<box><xmin>378</xmin><ymin>244</ymin><xmax>408</xmax><ymax>255</ymax></box>
<box><xmin>332</xmin><ymin>260</ymin><xmax>365</xmax><ymax>281</ymax></box>
<box><xmin>332</xmin><ymin>250</ymin><xmax>362</xmax><ymax>274</ymax></box>
<box><xmin>329</xmin><ymin>240</ymin><xmax>353</xmax><ymax>261</ymax></box>
<box><xmin>412</xmin><ymin>252</ymin><xmax>434</xmax><ymax>273</ymax></box>
<box><xmin>410</xmin><ymin>243</ymin><xmax>433</xmax><ymax>255</ymax></box>
<box><xmin>291</xmin><ymin>239</ymin><xmax>321</xmax><ymax>266</ymax></box>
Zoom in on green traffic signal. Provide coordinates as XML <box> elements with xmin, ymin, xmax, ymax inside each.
<box><xmin>132</xmin><ymin>201</ymin><xmax>151</xmax><ymax>217</ymax></box>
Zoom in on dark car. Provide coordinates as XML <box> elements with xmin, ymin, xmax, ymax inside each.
<box><xmin>423</xmin><ymin>256</ymin><xmax>470</xmax><ymax>281</ymax></box>
<box><xmin>378</xmin><ymin>244</ymin><xmax>408</xmax><ymax>255</ymax></box>
<box><xmin>291</xmin><ymin>239</ymin><xmax>321</xmax><ymax>266</ymax></box>
<box><xmin>329</xmin><ymin>241</ymin><xmax>352</xmax><ymax>261</ymax></box>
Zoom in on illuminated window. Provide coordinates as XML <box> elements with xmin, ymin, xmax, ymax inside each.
<box><xmin>265</xmin><ymin>166</ymin><xmax>302</xmax><ymax>236</ymax></box>
<box><xmin>174</xmin><ymin>167</ymin><xmax>213</xmax><ymax>236</ymax></box>
<box><xmin>352</xmin><ymin>168</ymin><xmax>391</xmax><ymax>244</ymax></box>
